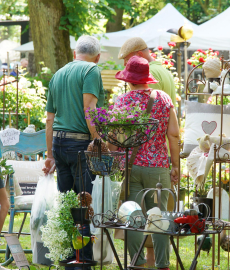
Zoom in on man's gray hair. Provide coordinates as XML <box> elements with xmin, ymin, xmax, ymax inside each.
<box><xmin>75</xmin><ymin>35</ymin><xmax>101</xmax><ymax>57</ymax></box>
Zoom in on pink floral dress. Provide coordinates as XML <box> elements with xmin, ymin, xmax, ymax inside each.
<box><xmin>115</xmin><ymin>89</ymin><xmax>174</xmax><ymax>168</ymax></box>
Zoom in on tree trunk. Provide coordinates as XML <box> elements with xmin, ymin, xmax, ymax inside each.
<box><xmin>28</xmin><ymin>23</ymin><xmax>36</xmax><ymax>76</ymax></box>
<box><xmin>28</xmin><ymin>0</ymin><xmax>73</xmax><ymax>73</ymax></box>
<box><xmin>106</xmin><ymin>7</ymin><xmax>124</xmax><ymax>33</ymax></box>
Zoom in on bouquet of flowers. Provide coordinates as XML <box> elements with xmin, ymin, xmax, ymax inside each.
<box><xmin>187</xmin><ymin>48</ymin><xmax>219</xmax><ymax>68</ymax></box>
<box><xmin>41</xmin><ymin>190</ymin><xmax>80</xmax><ymax>263</ymax></box>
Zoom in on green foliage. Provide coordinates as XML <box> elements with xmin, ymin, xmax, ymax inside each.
<box><xmin>27</xmin><ymin>62</ymin><xmax>54</xmax><ymax>98</ymax></box>
<box><xmin>0</xmin><ymin>159</ymin><xmax>14</xmax><ymax>179</ymax></box>
<box><xmin>166</xmin><ymin>0</ymin><xmax>230</xmax><ymax>24</ymax></box>
<box><xmin>0</xmin><ymin>74</ymin><xmax>46</xmax><ymax>131</ymax></box>
<box><xmin>61</xmin><ymin>0</ymin><xmax>114</xmax><ymax>38</ymax></box>
<box><xmin>0</xmin><ymin>0</ymin><xmax>29</xmax><ymax>19</ymax></box>
<box><xmin>98</xmin><ymin>60</ymin><xmax>124</xmax><ymax>71</ymax></box>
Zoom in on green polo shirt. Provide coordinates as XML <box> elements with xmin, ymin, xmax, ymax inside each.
<box><xmin>46</xmin><ymin>60</ymin><xmax>104</xmax><ymax>133</ymax></box>
<box><xmin>148</xmin><ymin>61</ymin><xmax>176</xmax><ymax>107</ymax></box>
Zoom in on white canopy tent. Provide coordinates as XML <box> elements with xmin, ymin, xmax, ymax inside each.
<box><xmin>98</xmin><ymin>3</ymin><xmax>230</xmax><ymax>51</ymax></box>
<box><xmin>14</xmin><ymin>36</ymin><xmax>77</xmax><ymax>52</ymax></box>
<box><xmin>98</xmin><ymin>3</ymin><xmax>198</xmax><ymax>49</ymax></box>
<box><xmin>189</xmin><ymin>7</ymin><xmax>230</xmax><ymax>50</ymax></box>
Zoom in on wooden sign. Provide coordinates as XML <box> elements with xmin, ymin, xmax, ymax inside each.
<box><xmin>4</xmin><ymin>234</ymin><xmax>29</xmax><ymax>269</ymax></box>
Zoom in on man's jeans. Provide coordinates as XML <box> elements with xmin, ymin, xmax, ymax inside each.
<box><xmin>53</xmin><ymin>136</ymin><xmax>95</xmax><ymax>269</ymax></box>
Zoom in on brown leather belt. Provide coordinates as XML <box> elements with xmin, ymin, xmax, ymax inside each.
<box><xmin>53</xmin><ymin>131</ymin><xmax>91</xmax><ymax>140</ymax></box>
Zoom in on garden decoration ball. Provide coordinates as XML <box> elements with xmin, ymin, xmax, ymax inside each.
<box><xmin>174</xmin><ymin>209</ymin><xmax>205</xmax><ymax>234</ymax></box>
<box><xmin>178</xmin><ymin>24</ymin><xmax>193</xmax><ymax>41</ymax></box>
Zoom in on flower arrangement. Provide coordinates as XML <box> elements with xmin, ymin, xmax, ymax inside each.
<box><xmin>86</xmin><ymin>104</ymin><xmax>152</xmax><ymax>134</ymax></box>
<box><xmin>41</xmin><ymin>190</ymin><xmax>80</xmax><ymax>263</ymax></box>
<box><xmin>187</xmin><ymin>48</ymin><xmax>219</xmax><ymax>68</ymax></box>
<box><xmin>0</xmin><ymin>74</ymin><xmax>46</xmax><ymax>130</ymax></box>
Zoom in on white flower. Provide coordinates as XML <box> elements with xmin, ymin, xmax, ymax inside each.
<box><xmin>19</xmin><ymin>77</ymin><xmax>31</xmax><ymax>88</ymax></box>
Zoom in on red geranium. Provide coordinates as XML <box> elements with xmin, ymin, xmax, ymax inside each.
<box><xmin>158</xmin><ymin>46</ymin><xmax>163</xmax><ymax>51</ymax></box>
<box><xmin>170</xmin><ymin>62</ymin><xmax>174</xmax><ymax>66</ymax></box>
<box><xmin>215</xmin><ymin>51</ymin><xmax>219</xmax><ymax>55</ymax></box>
<box><xmin>164</xmin><ymin>60</ymin><xmax>169</xmax><ymax>65</ymax></box>
<box><xmin>151</xmin><ymin>53</ymin><xmax>157</xmax><ymax>58</ymax></box>
<box><xmin>168</xmin><ymin>42</ymin><xmax>176</xmax><ymax>48</ymax></box>
<box><xmin>187</xmin><ymin>60</ymin><xmax>192</xmax><ymax>65</ymax></box>
<box><xmin>168</xmin><ymin>54</ymin><xmax>173</xmax><ymax>59</ymax></box>
<box><xmin>199</xmin><ymin>57</ymin><xmax>205</xmax><ymax>63</ymax></box>
<box><xmin>209</xmin><ymin>48</ymin><xmax>213</xmax><ymax>51</ymax></box>
<box><xmin>197</xmin><ymin>49</ymin><xmax>203</xmax><ymax>52</ymax></box>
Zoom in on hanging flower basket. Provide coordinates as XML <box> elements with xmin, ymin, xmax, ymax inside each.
<box><xmin>96</xmin><ymin>118</ymin><xmax>159</xmax><ymax>148</ymax></box>
<box><xmin>85</xmin><ymin>151</ymin><xmax>125</xmax><ymax>176</ymax></box>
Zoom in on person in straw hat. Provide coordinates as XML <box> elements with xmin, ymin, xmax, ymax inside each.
<box><xmin>109</xmin><ymin>55</ymin><xmax>179</xmax><ymax>270</ymax></box>
<box><xmin>118</xmin><ymin>37</ymin><xmax>176</xmax><ymax>107</ymax></box>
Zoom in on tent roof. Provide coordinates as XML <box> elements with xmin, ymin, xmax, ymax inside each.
<box><xmin>187</xmin><ymin>7</ymin><xmax>230</xmax><ymax>50</ymax></box>
<box><xmin>98</xmin><ymin>3</ymin><xmax>198</xmax><ymax>48</ymax></box>
<box><xmin>14</xmin><ymin>36</ymin><xmax>77</xmax><ymax>52</ymax></box>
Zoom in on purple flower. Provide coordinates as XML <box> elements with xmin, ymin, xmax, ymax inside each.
<box><xmin>98</xmin><ymin>117</ymin><xmax>103</xmax><ymax>122</ymax></box>
<box><xmin>146</xmin><ymin>129</ymin><xmax>151</xmax><ymax>134</ymax></box>
<box><xmin>90</xmin><ymin>121</ymin><xmax>95</xmax><ymax>126</ymax></box>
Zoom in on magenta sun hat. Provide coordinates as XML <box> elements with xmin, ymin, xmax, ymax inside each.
<box><xmin>115</xmin><ymin>55</ymin><xmax>158</xmax><ymax>85</ymax></box>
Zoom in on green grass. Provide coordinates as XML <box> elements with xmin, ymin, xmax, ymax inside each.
<box><xmin>0</xmin><ymin>214</ymin><xmax>230</xmax><ymax>270</ymax></box>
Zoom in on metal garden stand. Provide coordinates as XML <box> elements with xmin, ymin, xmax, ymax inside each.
<box><xmin>85</xmin><ymin>139</ymin><xmax>125</xmax><ymax>270</ymax></box>
<box><xmin>92</xmin><ymin>119</ymin><xmax>159</xmax><ymax>269</ymax></box>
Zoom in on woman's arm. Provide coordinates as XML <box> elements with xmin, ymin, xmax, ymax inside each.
<box><xmin>167</xmin><ymin>107</ymin><xmax>180</xmax><ymax>184</ymax></box>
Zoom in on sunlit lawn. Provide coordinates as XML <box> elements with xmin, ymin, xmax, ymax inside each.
<box><xmin>0</xmin><ymin>214</ymin><xmax>230</xmax><ymax>270</ymax></box>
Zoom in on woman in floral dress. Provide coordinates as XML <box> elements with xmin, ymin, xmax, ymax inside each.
<box><xmin>110</xmin><ymin>55</ymin><xmax>179</xmax><ymax>270</ymax></box>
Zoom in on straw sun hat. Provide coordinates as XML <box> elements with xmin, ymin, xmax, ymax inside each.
<box><xmin>203</xmin><ymin>58</ymin><xmax>221</xmax><ymax>79</ymax></box>
<box><xmin>115</xmin><ymin>55</ymin><xmax>158</xmax><ymax>85</ymax></box>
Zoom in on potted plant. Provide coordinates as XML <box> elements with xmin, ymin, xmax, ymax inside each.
<box><xmin>86</xmin><ymin>104</ymin><xmax>159</xmax><ymax>148</ymax></box>
<box><xmin>41</xmin><ymin>190</ymin><xmax>81</xmax><ymax>263</ymax></box>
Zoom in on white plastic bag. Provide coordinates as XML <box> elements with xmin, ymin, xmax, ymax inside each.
<box><xmin>93</xmin><ymin>233</ymin><xmax>114</xmax><ymax>265</ymax></box>
<box><xmin>91</xmin><ymin>176</ymin><xmax>122</xmax><ymax>265</ymax></box>
<box><xmin>90</xmin><ymin>175</ymin><xmax>113</xmax><ymax>235</ymax></box>
<box><xmin>30</xmin><ymin>174</ymin><xmax>58</xmax><ymax>265</ymax></box>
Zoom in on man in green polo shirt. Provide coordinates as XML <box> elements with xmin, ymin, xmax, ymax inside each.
<box><xmin>118</xmin><ymin>37</ymin><xmax>176</xmax><ymax>107</ymax></box>
<box><xmin>43</xmin><ymin>35</ymin><xmax>104</xmax><ymax>269</ymax></box>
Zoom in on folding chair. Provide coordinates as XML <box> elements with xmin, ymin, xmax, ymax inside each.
<box><xmin>0</xmin><ymin>129</ymin><xmax>46</xmax><ymax>266</ymax></box>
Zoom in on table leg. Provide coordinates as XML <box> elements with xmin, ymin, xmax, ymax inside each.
<box><xmin>104</xmin><ymin>228</ymin><xmax>123</xmax><ymax>270</ymax></box>
<box><xmin>189</xmin><ymin>234</ymin><xmax>207</xmax><ymax>270</ymax></box>
<box><xmin>170</xmin><ymin>236</ymin><xmax>185</xmax><ymax>270</ymax></box>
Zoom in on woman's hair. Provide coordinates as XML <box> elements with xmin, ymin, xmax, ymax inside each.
<box><xmin>75</xmin><ymin>35</ymin><xmax>101</xmax><ymax>57</ymax></box>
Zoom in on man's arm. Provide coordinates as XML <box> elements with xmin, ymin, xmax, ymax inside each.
<box><xmin>83</xmin><ymin>93</ymin><xmax>101</xmax><ymax>139</ymax></box>
<box><xmin>167</xmin><ymin>107</ymin><xmax>180</xmax><ymax>184</ymax></box>
<box><xmin>43</xmin><ymin>112</ymin><xmax>56</xmax><ymax>175</ymax></box>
